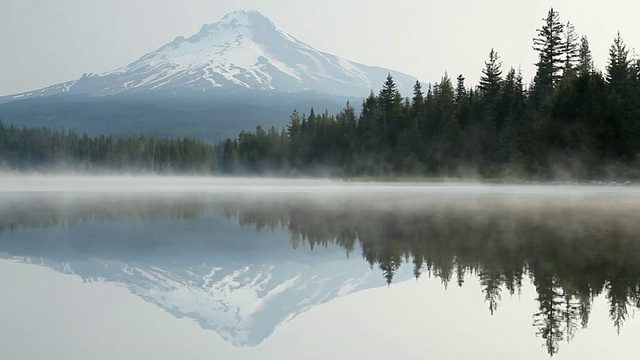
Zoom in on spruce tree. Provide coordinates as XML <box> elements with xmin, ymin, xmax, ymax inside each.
<box><xmin>563</xmin><ymin>22</ymin><xmax>580</xmax><ymax>76</ymax></box>
<box><xmin>455</xmin><ymin>74</ymin><xmax>467</xmax><ymax>105</ymax></box>
<box><xmin>532</xmin><ymin>8</ymin><xmax>565</xmax><ymax>101</ymax></box>
<box><xmin>454</xmin><ymin>74</ymin><xmax>473</xmax><ymax>129</ymax></box>
<box><xmin>411</xmin><ymin>81</ymin><xmax>426</xmax><ymax>140</ymax></box>
<box><xmin>499</xmin><ymin>67</ymin><xmax>526</xmax><ymax>162</ymax></box>
<box><xmin>606</xmin><ymin>31</ymin><xmax>630</xmax><ymax>90</ymax></box>
<box><xmin>358</xmin><ymin>91</ymin><xmax>379</xmax><ymax>154</ymax></box>
<box><xmin>478</xmin><ymin>48</ymin><xmax>503</xmax><ymax>97</ymax></box>
<box><xmin>606</xmin><ymin>32</ymin><xmax>638</xmax><ymax>157</ymax></box>
<box><xmin>378</xmin><ymin>74</ymin><xmax>404</xmax><ymax>148</ymax></box>
<box><xmin>287</xmin><ymin>110</ymin><xmax>301</xmax><ymax>139</ymax></box>
<box><xmin>412</xmin><ymin>81</ymin><xmax>425</xmax><ymax>112</ymax></box>
<box><xmin>433</xmin><ymin>74</ymin><xmax>463</xmax><ymax>173</ymax></box>
<box><xmin>578</xmin><ymin>36</ymin><xmax>593</xmax><ymax>75</ymax></box>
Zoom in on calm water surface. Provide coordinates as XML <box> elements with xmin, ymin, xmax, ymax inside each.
<box><xmin>1</xmin><ymin>176</ymin><xmax>640</xmax><ymax>359</ymax></box>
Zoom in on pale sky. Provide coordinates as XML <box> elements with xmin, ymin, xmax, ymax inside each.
<box><xmin>1</xmin><ymin>0</ymin><xmax>639</xmax><ymax>96</ymax></box>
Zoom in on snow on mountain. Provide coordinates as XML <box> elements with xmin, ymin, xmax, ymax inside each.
<box><xmin>5</xmin><ymin>10</ymin><xmax>419</xmax><ymax>101</ymax></box>
<box><xmin>1</xmin><ymin>248</ymin><xmax>397</xmax><ymax>347</ymax></box>
<box><xmin>0</xmin><ymin>211</ymin><xmax>410</xmax><ymax>347</ymax></box>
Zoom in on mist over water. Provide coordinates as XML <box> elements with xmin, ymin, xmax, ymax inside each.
<box><xmin>2</xmin><ymin>175</ymin><xmax>640</xmax><ymax>358</ymax></box>
<box><xmin>2</xmin><ymin>174</ymin><xmax>639</xmax><ymax>194</ymax></box>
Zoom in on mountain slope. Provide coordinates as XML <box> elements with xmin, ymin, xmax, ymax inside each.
<box><xmin>0</xmin><ymin>10</ymin><xmax>421</xmax><ymax>140</ymax></box>
<box><xmin>0</xmin><ymin>91</ymin><xmax>351</xmax><ymax>141</ymax></box>
<box><xmin>4</xmin><ymin>10</ymin><xmax>418</xmax><ymax>101</ymax></box>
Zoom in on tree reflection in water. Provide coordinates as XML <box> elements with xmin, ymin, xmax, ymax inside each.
<box><xmin>220</xmin><ymin>192</ymin><xmax>640</xmax><ymax>356</ymax></box>
<box><xmin>2</xmin><ymin>190</ymin><xmax>640</xmax><ymax>356</ymax></box>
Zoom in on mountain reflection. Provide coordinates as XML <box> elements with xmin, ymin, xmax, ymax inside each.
<box><xmin>1</xmin><ymin>189</ymin><xmax>640</xmax><ymax>356</ymax></box>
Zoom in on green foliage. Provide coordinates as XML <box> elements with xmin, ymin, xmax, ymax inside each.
<box><xmin>532</xmin><ymin>8</ymin><xmax>565</xmax><ymax>103</ymax></box>
<box><xmin>607</xmin><ymin>32</ymin><xmax>631</xmax><ymax>88</ymax></box>
<box><xmin>0</xmin><ymin>120</ymin><xmax>216</xmax><ymax>173</ymax></box>
<box><xmin>563</xmin><ymin>22</ymin><xmax>580</xmax><ymax>76</ymax></box>
<box><xmin>578</xmin><ymin>36</ymin><xmax>593</xmax><ymax>75</ymax></box>
<box><xmin>478</xmin><ymin>48</ymin><xmax>503</xmax><ymax>99</ymax></box>
<box><xmin>222</xmin><ymin>7</ymin><xmax>639</xmax><ymax>180</ymax></box>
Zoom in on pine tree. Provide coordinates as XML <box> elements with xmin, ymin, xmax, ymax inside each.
<box><xmin>286</xmin><ymin>110</ymin><xmax>302</xmax><ymax>168</ymax></box>
<box><xmin>433</xmin><ymin>74</ymin><xmax>464</xmax><ymax>173</ymax></box>
<box><xmin>455</xmin><ymin>74</ymin><xmax>467</xmax><ymax>105</ymax></box>
<box><xmin>563</xmin><ymin>22</ymin><xmax>580</xmax><ymax>76</ymax></box>
<box><xmin>287</xmin><ymin>109</ymin><xmax>301</xmax><ymax>139</ymax></box>
<box><xmin>378</xmin><ymin>74</ymin><xmax>404</xmax><ymax>148</ymax></box>
<box><xmin>411</xmin><ymin>80</ymin><xmax>425</xmax><ymax>113</ymax></box>
<box><xmin>411</xmin><ymin>81</ymin><xmax>426</xmax><ymax>147</ymax></box>
<box><xmin>358</xmin><ymin>91</ymin><xmax>379</xmax><ymax>154</ymax></box>
<box><xmin>606</xmin><ymin>31</ymin><xmax>630</xmax><ymax>90</ymax></box>
<box><xmin>478</xmin><ymin>48</ymin><xmax>503</xmax><ymax>97</ymax></box>
<box><xmin>499</xmin><ymin>67</ymin><xmax>526</xmax><ymax>162</ymax></box>
<box><xmin>606</xmin><ymin>32</ymin><xmax>638</xmax><ymax>157</ymax></box>
<box><xmin>454</xmin><ymin>74</ymin><xmax>473</xmax><ymax>129</ymax></box>
<box><xmin>532</xmin><ymin>8</ymin><xmax>565</xmax><ymax>101</ymax></box>
<box><xmin>578</xmin><ymin>36</ymin><xmax>593</xmax><ymax>74</ymax></box>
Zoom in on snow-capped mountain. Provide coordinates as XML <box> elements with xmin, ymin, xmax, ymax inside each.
<box><xmin>6</xmin><ymin>10</ymin><xmax>418</xmax><ymax>101</ymax></box>
<box><xmin>3</xmin><ymin>249</ymin><xmax>391</xmax><ymax>347</ymax></box>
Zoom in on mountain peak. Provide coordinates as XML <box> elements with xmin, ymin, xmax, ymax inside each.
<box><xmin>4</xmin><ymin>10</ymin><xmax>419</xmax><ymax>100</ymax></box>
<box><xmin>219</xmin><ymin>9</ymin><xmax>272</xmax><ymax>27</ymax></box>
<box><xmin>193</xmin><ymin>9</ymin><xmax>276</xmax><ymax>40</ymax></box>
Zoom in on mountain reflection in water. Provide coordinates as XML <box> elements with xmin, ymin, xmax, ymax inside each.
<box><xmin>1</xmin><ymin>187</ymin><xmax>640</xmax><ymax>356</ymax></box>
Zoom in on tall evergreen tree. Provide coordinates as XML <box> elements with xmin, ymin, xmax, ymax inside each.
<box><xmin>455</xmin><ymin>74</ymin><xmax>467</xmax><ymax>105</ymax></box>
<box><xmin>378</xmin><ymin>74</ymin><xmax>404</xmax><ymax>149</ymax></box>
<box><xmin>532</xmin><ymin>8</ymin><xmax>565</xmax><ymax>101</ymax></box>
<box><xmin>358</xmin><ymin>91</ymin><xmax>380</xmax><ymax>156</ymax></box>
<box><xmin>410</xmin><ymin>81</ymin><xmax>427</xmax><ymax>158</ymax></box>
<box><xmin>454</xmin><ymin>74</ymin><xmax>473</xmax><ymax>129</ymax></box>
<box><xmin>287</xmin><ymin>110</ymin><xmax>302</xmax><ymax>168</ymax></box>
<box><xmin>499</xmin><ymin>67</ymin><xmax>526</xmax><ymax>162</ymax></box>
<box><xmin>606</xmin><ymin>31</ymin><xmax>630</xmax><ymax>90</ymax></box>
<box><xmin>563</xmin><ymin>22</ymin><xmax>580</xmax><ymax>76</ymax></box>
<box><xmin>578</xmin><ymin>36</ymin><xmax>593</xmax><ymax>74</ymax></box>
<box><xmin>478</xmin><ymin>48</ymin><xmax>503</xmax><ymax>97</ymax></box>
<box><xmin>411</xmin><ymin>80</ymin><xmax>425</xmax><ymax>115</ymax></box>
<box><xmin>287</xmin><ymin>109</ymin><xmax>301</xmax><ymax>139</ymax></box>
<box><xmin>432</xmin><ymin>74</ymin><xmax>464</xmax><ymax>173</ymax></box>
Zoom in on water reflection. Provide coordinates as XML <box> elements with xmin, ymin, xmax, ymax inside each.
<box><xmin>219</xmin><ymin>191</ymin><xmax>640</xmax><ymax>355</ymax></box>
<box><xmin>0</xmin><ymin>192</ymin><xmax>398</xmax><ymax>347</ymax></box>
<box><xmin>1</xmin><ymin>188</ymin><xmax>640</xmax><ymax>356</ymax></box>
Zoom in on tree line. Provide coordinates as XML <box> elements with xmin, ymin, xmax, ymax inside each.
<box><xmin>222</xmin><ymin>8</ymin><xmax>640</xmax><ymax>179</ymax></box>
<box><xmin>0</xmin><ymin>120</ymin><xmax>217</xmax><ymax>173</ymax></box>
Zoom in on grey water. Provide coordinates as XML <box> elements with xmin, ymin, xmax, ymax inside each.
<box><xmin>1</xmin><ymin>176</ymin><xmax>640</xmax><ymax>359</ymax></box>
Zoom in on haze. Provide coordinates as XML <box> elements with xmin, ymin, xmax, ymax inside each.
<box><xmin>2</xmin><ymin>0</ymin><xmax>640</xmax><ymax>96</ymax></box>
<box><xmin>3</xmin><ymin>174</ymin><xmax>640</xmax><ymax>359</ymax></box>
<box><xmin>2</xmin><ymin>174</ymin><xmax>640</xmax><ymax>200</ymax></box>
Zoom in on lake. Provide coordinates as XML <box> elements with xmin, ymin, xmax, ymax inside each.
<box><xmin>1</xmin><ymin>176</ymin><xmax>640</xmax><ymax>359</ymax></box>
